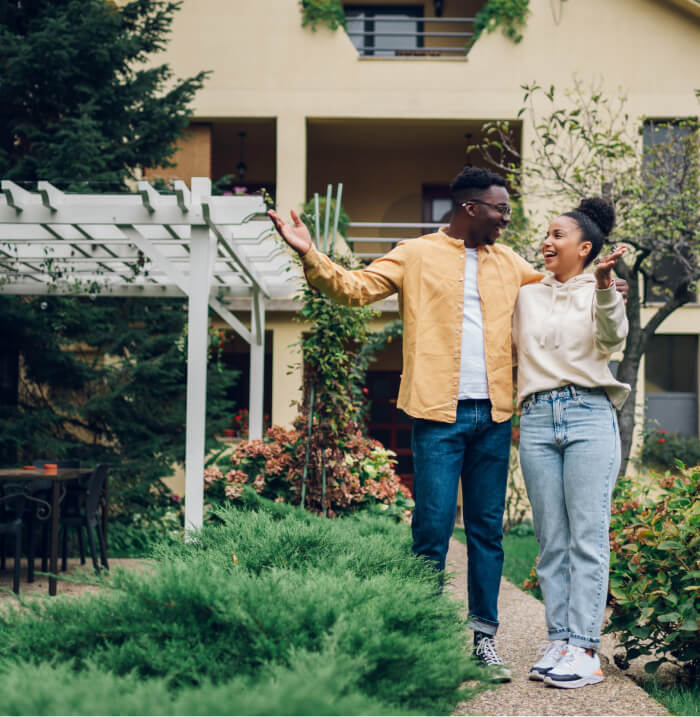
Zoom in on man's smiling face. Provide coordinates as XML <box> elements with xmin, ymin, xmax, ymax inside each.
<box><xmin>462</xmin><ymin>185</ymin><xmax>511</xmax><ymax>246</ymax></box>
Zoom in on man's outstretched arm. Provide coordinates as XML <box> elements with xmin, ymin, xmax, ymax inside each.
<box><xmin>268</xmin><ymin>209</ymin><xmax>403</xmax><ymax>306</ymax></box>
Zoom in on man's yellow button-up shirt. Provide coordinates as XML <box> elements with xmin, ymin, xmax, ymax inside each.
<box><xmin>301</xmin><ymin>229</ymin><xmax>543</xmax><ymax>424</ymax></box>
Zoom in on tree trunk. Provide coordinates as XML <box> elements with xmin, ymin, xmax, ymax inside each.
<box><xmin>616</xmin><ymin>346</ymin><xmax>642</xmax><ymax>474</ymax></box>
<box><xmin>614</xmin><ymin>267</ymin><xmax>644</xmax><ymax>475</ymax></box>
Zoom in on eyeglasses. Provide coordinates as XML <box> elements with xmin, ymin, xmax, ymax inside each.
<box><xmin>462</xmin><ymin>199</ymin><xmax>512</xmax><ymax>218</ymax></box>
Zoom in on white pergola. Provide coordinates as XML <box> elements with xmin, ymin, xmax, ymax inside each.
<box><xmin>0</xmin><ymin>178</ymin><xmax>301</xmax><ymax>532</ymax></box>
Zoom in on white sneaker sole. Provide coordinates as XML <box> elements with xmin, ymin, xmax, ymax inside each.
<box><xmin>529</xmin><ymin>669</ymin><xmax>548</xmax><ymax>681</ymax></box>
<box><xmin>544</xmin><ymin>673</ymin><xmax>605</xmax><ymax>689</ymax></box>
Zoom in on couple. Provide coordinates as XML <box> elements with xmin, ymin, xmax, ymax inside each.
<box><xmin>269</xmin><ymin>166</ymin><xmax>629</xmax><ymax>689</ymax></box>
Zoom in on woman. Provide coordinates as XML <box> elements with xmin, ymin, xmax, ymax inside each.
<box><xmin>513</xmin><ymin>197</ymin><xmax>630</xmax><ymax>689</ymax></box>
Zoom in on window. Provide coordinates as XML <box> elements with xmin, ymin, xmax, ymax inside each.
<box><xmin>645</xmin><ymin>334</ymin><xmax>697</xmax><ymax>394</ymax></box>
<box><xmin>642</xmin><ymin>119</ymin><xmax>698</xmax><ymax>303</ymax></box>
<box><xmin>345</xmin><ymin>5</ymin><xmax>423</xmax><ymax>56</ymax></box>
<box><xmin>644</xmin><ymin>334</ymin><xmax>698</xmax><ymax>437</ymax></box>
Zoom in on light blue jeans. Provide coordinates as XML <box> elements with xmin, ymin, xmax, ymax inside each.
<box><xmin>518</xmin><ymin>385</ymin><xmax>620</xmax><ymax>649</ymax></box>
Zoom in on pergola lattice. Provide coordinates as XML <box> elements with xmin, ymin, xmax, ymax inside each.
<box><xmin>0</xmin><ymin>178</ymin><xmax>300</xmax><ymax>531</ymax></box>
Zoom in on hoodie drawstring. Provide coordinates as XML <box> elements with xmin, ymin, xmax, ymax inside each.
<box><xmin>539</xmin><ymin>284</ymin><xmax>575</xmax><ymax>348</ymax></box>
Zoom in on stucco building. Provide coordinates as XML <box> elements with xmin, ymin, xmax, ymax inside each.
<box><xmin>146</xmin><ymin>0</ymin><xmax>700</xmax><ymax>492</ymax></box>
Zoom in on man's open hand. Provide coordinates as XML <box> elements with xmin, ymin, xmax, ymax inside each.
<box><xmin>267</xmin><ymin>209</ymin><xmax>313</xmax><ymax>256</ymax></box>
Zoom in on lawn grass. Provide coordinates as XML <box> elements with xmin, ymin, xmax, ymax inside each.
<box><xmin>641</xmin><ymin>679</ymin><xmax>700</xmax><ymax>716</ymax></box>
<box><xmin>451</xmin><ymin>524</ymin><xmax>539</xmax><ymax>590</ymax></box>
<box><xmin>0</xmin><ymin>493</ymin><xmax>489</xmax><ymax>715</ymax></box>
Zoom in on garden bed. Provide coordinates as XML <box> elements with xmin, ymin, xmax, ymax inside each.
<box><xmin>0</xmin><ymin>494</ymin><xmax>488</xmax><ymax>715</ymax></box>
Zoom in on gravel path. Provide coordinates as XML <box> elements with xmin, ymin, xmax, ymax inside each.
<box><xmin>0</xmin><ymin>557</ymin><xmax>152</xmax><ymax>607</ymax></box>
<box><xmin>446</xmin><ymin>538</ymin><xmax>668</xmax><ymax>716</ymax></box>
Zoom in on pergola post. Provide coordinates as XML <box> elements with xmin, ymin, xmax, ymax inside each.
<box><xmin>249</xmin><ymin>288</ymin><xmax>265</xmax><ymax>440</ymax></box>
<box><xmin>184</xmin><ymin>224</ymin><xmax>212</xmax><ymax>533</ymax></box>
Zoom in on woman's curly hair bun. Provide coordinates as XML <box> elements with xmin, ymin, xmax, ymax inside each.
<box><xmin>575</xmin><ymin>197</ymin><xmax>615</xmax><ymax>236</ymax></box>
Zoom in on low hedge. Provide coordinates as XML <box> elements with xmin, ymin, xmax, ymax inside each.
<box><xmin>0</xmin><ymin>652</ymin><xmax>406</xmax><ymax>716</ymax></box>
<box><xmin>606</xmin><ymin>464</ymin><xmax>699</xmax><ymax>677</ymax></box>
<box><xmin>0</xmin><ymin>493</ymin><xmax>486</xmax><ymax>715</ymax></box>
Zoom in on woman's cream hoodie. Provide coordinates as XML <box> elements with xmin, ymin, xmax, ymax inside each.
<box><xmin>513</xmin><ymin>273</ymin><xmax>631</xmax><ymax>409</ymax></box>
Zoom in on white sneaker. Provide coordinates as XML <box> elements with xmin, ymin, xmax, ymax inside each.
<box><xmin>543</xmin><ymin>644</ymin><xmax>605</xmax><ymax>689</ymax></box>
<box><xmin>529</xmin><ymin>640</ymin><xmax>568</xmax><ymax>681</ymax></box>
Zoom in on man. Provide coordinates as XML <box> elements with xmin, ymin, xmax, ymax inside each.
<box><xmin>268</xmin><ymin>166</ymin><xmax>620</xmax><ymax>680</ymax></box>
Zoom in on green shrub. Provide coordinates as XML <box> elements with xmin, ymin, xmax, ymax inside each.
<box><xmin>640</xmin><ymin>428</ymin><xmax>700</xmax><ymax>472</ymax></box>
<box><xmin>0</xmin><ymin>502</ymin><xmax>484</xmax><ymax>714</ymax></box>
<box><xmin>606</xmin><ymin>466</ymin><xmax>700</xmax><ymax>677</ymax></box>
<box><xmin>107</xmin><ymin>498</ymin><xmax>184</xmax><ymax>556</ymax></box>
<box><xmin>0</xmin><ymin>651</ymin><xmax>410</xmax><ymax>716</ymax></box>
<box><xmin>155</xmin><ymin>498</ymin><xmax>428</xmax><ymax>582</ymax></box>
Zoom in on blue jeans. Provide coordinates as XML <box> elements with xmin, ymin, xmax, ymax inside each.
<box><xmin>412</xmin><ymin>399</ymin><xmax>512</xmax><ymax>635</ymax></box>
<box><xmin>519</xmin><ymin>385</ymin><xmax>621</xmax><ymax>649</ymax></box>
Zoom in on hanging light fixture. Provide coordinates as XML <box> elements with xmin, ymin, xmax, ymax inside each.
<box><xmin>433</xmin><ymin>0</ymin><xmax>444</xmax><ymax>17</ymax></box>
<box><xmin>236</xmin><ymin>131</ymin><xmax>247</xmax><ymax>181</ymax></box>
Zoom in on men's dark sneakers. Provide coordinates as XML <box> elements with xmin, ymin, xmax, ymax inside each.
<box><xmin>473</xmin><ymin>634</ymin><xmax>512</xmax><ymax>682</ymax></box>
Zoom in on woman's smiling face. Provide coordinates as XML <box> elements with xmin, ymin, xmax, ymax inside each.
<box><xmin>542</xmin><ymin>215</ymin><xmax>592</xmax><ymax>279</ymax></box>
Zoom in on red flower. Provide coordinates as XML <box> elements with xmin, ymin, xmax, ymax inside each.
<box><xmin>362</xmin><ymin>387</ymin><xmax>369</xmax><ymax>395</ymax></box>
<box><xmin>657</xmin><ymin>438</ymin><xmax>665</xmax><ymax>443</ymax></box>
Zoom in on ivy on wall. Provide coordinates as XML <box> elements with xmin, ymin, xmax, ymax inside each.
<box><xmin>299</xmin><ymin>0</ymin><xmax>346</xmax><ymax>32</ymax></box>
<box><xmin>470</xmin><ymin>0</ymin><xmax>531</xmax><ymax>46</ymax></box>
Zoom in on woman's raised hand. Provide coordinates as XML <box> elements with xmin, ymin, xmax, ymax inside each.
<box><xmin>594</xmin><ymin>245</ymin><xmax>626</xmax><ymax>290</ymax></box>
<box><xmin>267</xmin><ymin>209</ymin><xmax>313</xmax><ymax>256</ymax></box>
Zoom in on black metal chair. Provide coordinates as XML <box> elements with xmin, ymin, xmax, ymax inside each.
<box><xmin>60</xmin><ymin>464</ymin><xmax>109</xmax><ymax>574</ymax></box>
<box><xmin>0</xmin><ymin>482</ymin><xmax>27</xmax><ymax>594</ymax></box>
<box><xmin>25</xmin><ymin>459</ymin><xmax>80</xmax><ymax>582</ymax></box>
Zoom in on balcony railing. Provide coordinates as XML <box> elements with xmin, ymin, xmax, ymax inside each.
<box><xmin>346</xmin><ymin>221</ymin><xmax>441</xmax><ymax>260</ymax></box>
<box><xmin>345</xmin><ymin>16</ymin><xmax>474</xmax><ymax>57</ymax></box>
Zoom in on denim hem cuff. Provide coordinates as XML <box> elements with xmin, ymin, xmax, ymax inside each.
<box><xmin>468</xmin><ymin>617</ymin><xmax>498</xmax><ymax>636</ymax></box>
<box><xmin>569</xmin><ymin>636</ymin><xmax>600</xmax><ymax>649</ymax></box>
<box><xmin>547</xmin><ymin>630</ymin><xmax>570</xmax><ymax>641</ymax></box>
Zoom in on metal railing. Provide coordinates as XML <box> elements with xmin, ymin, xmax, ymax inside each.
<box><xmin>346</xmin><ymin>221</ymin><xmax>441</xmax><ymax>260</ymax></box>
<box><xmin>346</xmin><ymin>16</ymin><xmax>474</xmax><ymax>57</ymax></box>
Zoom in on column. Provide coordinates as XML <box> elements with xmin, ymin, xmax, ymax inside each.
<box><xmin>184</xmin><ymin>223</ymin><xmax>212</xmax><ymax>534</ymax></box>
<box><xmin>271</xmin><ymin>320</ymin><xmax>304</xmax><ymax>428</ymax></box>
<box><xmin>249</xmin><ymin>289</ymin><xmax>265</xmax><ymax>440</ymax></box>
<box><xmin>276</xmin><ymin>113</ymin><xmax>307</xmax><ymax>215</ymax></box>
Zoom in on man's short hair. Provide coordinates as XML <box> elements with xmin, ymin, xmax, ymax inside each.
<box><xmin>450</xmin><ymin>166</ymin><xmax>506</xmax><ymax>200</ymax></box>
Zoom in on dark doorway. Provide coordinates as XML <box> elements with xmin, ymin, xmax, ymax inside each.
<box><xmin>366</xmin><ymin>370</ymin><xmax>413</xmax><ymax>495</ymax></box>
<box><xmin>222</xmin><ymin>330</ymin><xmax>273</xmax><ymax>429</ymax></box>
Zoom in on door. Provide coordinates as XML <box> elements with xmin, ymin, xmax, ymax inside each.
<box><xmin>366</xmin><ymin>370</ymin><xmax>414</xmax><ymax>495</ymax></box>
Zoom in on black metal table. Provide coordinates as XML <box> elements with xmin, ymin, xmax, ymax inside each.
<box><xmin>0</xmin><ymin>467</ymin><xmax>93</xmax><ymax>595</ymax></box>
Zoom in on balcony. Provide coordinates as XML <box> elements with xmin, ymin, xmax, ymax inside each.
<box><xmin>347</xmin><ymin>221</ymin><xmax>441</xmax><ymax>259</ymax></box>
<box><xmin>345</xmin><ymin>13</ymin><xmax>474</xmax><ymax>58</ymax></box>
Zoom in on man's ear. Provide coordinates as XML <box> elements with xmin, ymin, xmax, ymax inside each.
<box><xmin>462</xmin><ymin>201</ymin><xmax>477</xmax><ymax>218</ymax></box>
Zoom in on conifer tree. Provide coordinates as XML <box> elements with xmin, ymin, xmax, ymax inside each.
<box><xmin>0</xmin><ymin>0</ymin><xmax>207</xmax><ymax>189</ymax></box>
<box><xmin>0</xmin><ymin>1</ymin><xmax>239</xmax><ymax>519</ymax></box>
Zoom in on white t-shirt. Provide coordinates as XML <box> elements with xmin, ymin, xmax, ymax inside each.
<box><xmin>458</xmin><ymin>248</ymin><xmax>489</xmax><ymax>399</ymax></box>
